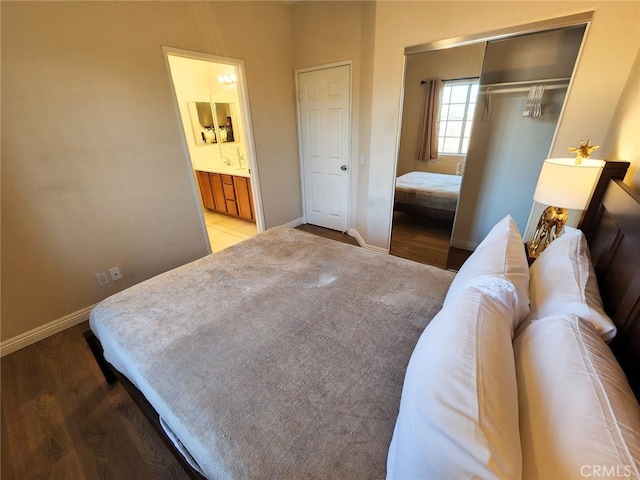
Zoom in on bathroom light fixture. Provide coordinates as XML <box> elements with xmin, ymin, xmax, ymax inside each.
<box><xmin>527</xmin><ymin>142</ymin><xmax>604</xmax><ymax>259</ymax></box>
<box><xmin>218</xmin><ymin>73</ymin><xmax>237</xmax><ymax>85</ymax></box>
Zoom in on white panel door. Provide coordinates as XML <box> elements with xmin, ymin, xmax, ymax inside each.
<box><xmin>298</xmin><ymin>64</ymin><xmax>350</xmax><ymax>232</ymax></box>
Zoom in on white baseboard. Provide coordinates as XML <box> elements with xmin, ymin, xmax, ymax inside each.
<box><xmin>283</xmin><ymin>217</ymin><xmax>305</xmax><ymax>228</ymax></box>
<box><xmin>0</xmin><ymin>304</ymin><xmax>96</xmax><ymax>357</ymax></box>
<box><xmin>450</xmin><ymin>238</ymin><xmax>477</xmax><ymax>251</ymax></box>
<box><xmin>348</xmin><ymin>228</ymin><xmax>389</xmax><ymax>254</ymax></box>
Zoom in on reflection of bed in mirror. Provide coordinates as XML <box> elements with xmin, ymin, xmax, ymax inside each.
<box><xmin>394</xmin><ymin>171</ymin><xmax>462</xmax><ymax>221</ymax></box>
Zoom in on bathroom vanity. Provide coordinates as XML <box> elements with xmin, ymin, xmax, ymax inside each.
<box><xmin>196</xmin><ymin>170</ymin><xmax>255</xmax><ymax>222</ymax></box>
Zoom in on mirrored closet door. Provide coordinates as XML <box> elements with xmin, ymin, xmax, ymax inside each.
<box><xmin>390</xmin><ymin>42</ymin><xmax>485</xmax><ymax>268</ymax></box>
<box><xmin>390</xmin><ymin>17</ymin><xmax>588</xmax><ymax>270</ymax></box>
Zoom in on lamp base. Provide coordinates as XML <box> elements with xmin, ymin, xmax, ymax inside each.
<box><xmin>528</xmin><ymin>206</ymin><xmax>568</xmax><ymax>259</ymax></box>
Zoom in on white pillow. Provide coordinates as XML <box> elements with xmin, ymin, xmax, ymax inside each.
<box><xmin>387</xmin><ymin>279</ymin><xmax>522</xmax><ymax>480</ymax></box>
<box><xmin>515</xmin><ymin>314</ymin><xmax>640</xmax><ymax>480</ymax></box>
<box><xmin>444</xmin><ymin>215</ymin><xmax>530</xmax><ymax>329</ymax></box>
<box><xmin>527</xmin><ymin>226</ymin><xmax>616</xmax><ymax>342</ymax></box>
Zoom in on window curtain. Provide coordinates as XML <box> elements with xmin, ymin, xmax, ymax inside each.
<box><xmin>417</xmin><ymin>79</ymin><xmax>442</xmax><ymax>161</ymax></box>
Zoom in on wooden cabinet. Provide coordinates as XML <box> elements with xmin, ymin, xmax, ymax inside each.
<box><xmin>209</xmin><ymin>173</ymin><xmax>227</xmax><ymax>214</ymax></box>
<box><xmin>196</xmin><ymin>171</ymin><xmax>216</xmax><ymax>211</ymax></box>
<box><xmin>196</xmin><ymin>171</ymin><xmax>255</xmax><ymax>222</ymax></box>
<box><xmin>233</xmin><ymin>176</ymin><xmax>254</xmax><ymax>221</ymax></box>
<box><xmin>221</xmin><ymin>175</ymin><xmax>238</xmax><ymax>216</ymax></box>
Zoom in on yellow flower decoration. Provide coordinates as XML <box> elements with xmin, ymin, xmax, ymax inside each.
<box><xmin>568</xmin><ymin>140</ymin><xmax>599</xmax><ymax>160</ymax></box>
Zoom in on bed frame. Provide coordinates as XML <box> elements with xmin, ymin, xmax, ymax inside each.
<box><xmin>85</xmin><ymin>174</ymin><xmax>640</xmax><ymax>479</ymax></box>
<box><xmin>393</xmin><ymin>201</ymin><xmax>456</xmax><ymax>221</ymax></box>
<box><xmin>579</xmin><ymin>161</ymin><xmax>631</xmax><ymax>239</ymax></box>
<box><xmin>579</xmin><ymin>177</ymin><xmax>640</xmax><ymax>397</ymax></box>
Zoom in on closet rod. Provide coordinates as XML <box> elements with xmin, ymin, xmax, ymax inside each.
<box><xmin>420</xmin><ymin>76</ymin><xmax>479</xmax><ymax>85</ymax></box>
<box><xmin>481</xmin><ymin>77</ymin><xmax>571</xmax><ymax>89</ymax></box>
<box><xmin>480</xmin><ymin>84</ymin><xmax>569</xmax><ymax>95</ymax></box>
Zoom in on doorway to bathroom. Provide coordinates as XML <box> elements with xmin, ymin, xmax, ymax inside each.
<box><xmin>163</xmin><ymin>47</ymin><xmax>263</xmax><ymax>252</ymax></box>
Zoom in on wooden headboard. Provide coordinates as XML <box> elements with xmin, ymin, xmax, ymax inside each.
<box><xmin>580</xmin><ymin>160</ymin><xmax>630</xmax><ymax>239</ymax></box>
<box><xmin>582</xmin><ymin>178</ymin><xmax>640</xmax><ymax>398</ymax></box>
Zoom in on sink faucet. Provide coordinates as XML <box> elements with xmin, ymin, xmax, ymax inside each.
<box><xmin>236</xmin><ymin>148</ymin><xmax>245</xmax><ymax>169</ymax></box>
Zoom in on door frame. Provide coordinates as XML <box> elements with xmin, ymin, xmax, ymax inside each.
<box><xmin>161</xmin><ymin>46</ymin><xmax>265</xmax><ymax>249</ymax></box>
<box><xmin>295</xmin><ymin>60</ymin><xmax>353</xmax><ymax>231</ymax></box>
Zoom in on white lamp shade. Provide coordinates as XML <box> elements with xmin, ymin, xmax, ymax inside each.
<box><xmin>533</xmin><ymin>158</ymin><xmax>605</xmax><ymax>210</ymax></box>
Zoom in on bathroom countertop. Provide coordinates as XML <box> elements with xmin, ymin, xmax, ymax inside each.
<box><xmin>196</xmin><ymin>164</ymin><xmax>250</xmax><ymax>178</ymax></box>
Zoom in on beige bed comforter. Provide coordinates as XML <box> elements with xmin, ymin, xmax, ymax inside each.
<box><xmin>395</xmin><ymin>171</ymin><xmax>461</xmax><ymax>211</ymax></box>
<box><xmin>90</xmin><ymin>226</ymin><xmax>454</xmax><ymax>479</ymax></box>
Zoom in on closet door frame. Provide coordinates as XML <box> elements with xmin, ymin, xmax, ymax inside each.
<box><xmin>404</xmin><ymin>12</ymin><xmax>592</xmax><ymax>56</ymax></box>
<box><xmin>391</xmin><ymin>11</ymin><xmax>593</xmax><ymax>255</ymax></box>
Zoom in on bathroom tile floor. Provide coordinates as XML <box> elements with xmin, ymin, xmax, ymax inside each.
<box><xmin>203</xmin><ymin>211</ymin><xmax>258</xmax><ymax>252</ymax></box>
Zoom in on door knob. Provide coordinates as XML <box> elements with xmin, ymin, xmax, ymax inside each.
<box><xmin>340</xmin><ymin>165</ymin><xmax>348</xmax><ymax>171</ymax></box>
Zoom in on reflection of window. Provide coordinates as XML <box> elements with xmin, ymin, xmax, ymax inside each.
<box><xmin>438</xmin><ymin>80</ymin><xmax>479</xmax><ymax>155</ymax></box>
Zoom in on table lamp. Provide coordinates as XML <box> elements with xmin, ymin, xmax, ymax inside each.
<box><xmin>528</xmin><ymin>141</ymin><xmax>604</xmax><ymax>258</ymax></box>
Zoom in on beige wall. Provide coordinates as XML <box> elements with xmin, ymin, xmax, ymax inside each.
<box><xmin>1</xmin><ymin>1</ymin><xmax>299</xmax><ymax>342</ymax></box>
<box><xmin>601</xmin><ymin>48</ymin><xmax>640</xmax><ymax>192</ymax></box>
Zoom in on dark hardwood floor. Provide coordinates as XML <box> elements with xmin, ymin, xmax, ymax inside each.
<box><xmin>294</xmin><ymin>223</ymin><xmax>360</xmax><ymax>246</ymax></box>
<box><xmin>389</xmin><ymin>211</ymin><xmax>452</xmax><ymax>268</ymax></box>
<box><xmin>389</xmin><ymin>211</ymin><xmax>470</xmax><ymax>270</ymax></box>
<box><xmin>297</xmin><ymin>217</ymin><xmax>470</xmax><ymax>271</ymax></box>
<box><xmin>1</xmin><ymin>322</ymin><xmax>189</xmax><ymax>480</ymax></box>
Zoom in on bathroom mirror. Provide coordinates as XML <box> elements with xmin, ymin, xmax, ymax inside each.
<box><xmin>188</xmin><ymin>102</ymin><xmax>217</xmax><ymax>145</ymax></box>
<box><xmin>215</xmin><ymin>103</ymin><xmax>236</xmax><ymax>143</ymax></box>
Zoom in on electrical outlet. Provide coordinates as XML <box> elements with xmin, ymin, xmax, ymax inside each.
<box><xmin>95</xmin><ymin>272</ymin><xmax>110</xmax><ymax>286</ymax></box>
<box><xmin>108</xmin><ymin>267</ymin><xmax>123</xmax><ymax>281</ymax></box>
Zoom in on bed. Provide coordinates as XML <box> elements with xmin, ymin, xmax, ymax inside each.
<box><xmin>87</xmin><ymin>178</ymin><xmax>640</xmax><ymax>479</ymax></box>
<box><xmin>394</xmin><ymin>171</ymin><xmax>462</xmax><ymax>220</ymax></box>
<box><xmin>88</xmin><ymin>227</ymin><xmax>455</xmax><ymax>479</ymax></box>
